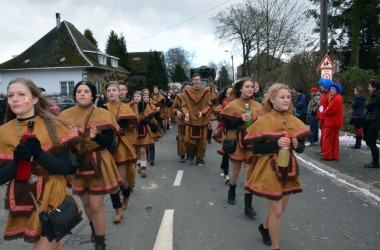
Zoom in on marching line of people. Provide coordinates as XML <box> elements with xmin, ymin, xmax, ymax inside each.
<box><xmin>0</xmin><ymin>75</ymin><xmax>379</xmax><ymax>250</ymax></box>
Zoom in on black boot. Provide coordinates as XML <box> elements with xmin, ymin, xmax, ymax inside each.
<box><xmin>244</xmin><ymin>193</ymin><xmax>257</xmax><ymax>219</ymax></box>
<box><xmin>149</xmin><ymin>145</ymin><xmax>155</xmax><ymax>166</ymax></box>
<box><xmin>207</xmin><ymin>129</ymin><xmax>212</xmax><ymax>144</ymax></box>
<box><xmin>146</xmin><ymin>148</ymin><xmax>150</xmax><ymax>162</ymax></box>
<box><xmin>228</xmin><ymin>184</ymin><xmax>236</xmax><ymax>205</ymax></box>
<box><xmin>110</xmin><ymin>190</ymin><xmax>123</xmax><ymax>224</ymax></box>
<box><xmin>364</xmin><ymin>162</ymin><xmax>380</xmax><ymax>168</ymax></box>
<box><xmin>258</xmin><ymin>223</ymin><xmax>272</xmax><ymax>246</ymax></box>
<box><xmin>351</xmin><ymin>136</ymin><xmax>362</xmax><ymax>149</ymax></box>
<box><xmin>89</xmin><ymin>221</ymin><xmax>95</xmax><ymax>243</ymax></box>
<box><xmin>94</xmin><ymin>235</ymin><xmax>106</xmax><ymax>250</ymax></box>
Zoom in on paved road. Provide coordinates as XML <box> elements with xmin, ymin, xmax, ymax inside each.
<box><xmin>0</xmin><ymin>126</ymin><xmax>379</xmax><ymax>249</ymax></box>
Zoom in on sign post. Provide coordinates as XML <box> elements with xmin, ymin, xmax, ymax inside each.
<box><xmin>318</xmin><ymin>54</ymin><xmax>335</xmax><ymax>79</ymax></box>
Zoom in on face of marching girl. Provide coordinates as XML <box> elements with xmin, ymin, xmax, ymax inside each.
<box><xmin>134</xmin><ymin>93</ymin><xmax>142</xmax><ymax>103</ymax></box>
<box><xmin>7</xmin><ymin>82</ymin><xmax>39</xmax><ymax>119</ymax></box>
<box><xmin>241</xmin><ymin>80</ymin><xmax>254</xmax><ymax>99</ymax></box>
<box><xmin>107</xmin><ymin>85</ymin><xmax>120</xmax><ymax>102</ymax></box>
<box><xmin>143</xmin><ymin>95</ymin><xmax>150</xmax><ymax>103</ymax></box>
<box><xmin>76</xmin><ymin>85</ymin><xmax>93</xmax><ymax>107</ymax></box>
<box><xmin>272</xmin><ymin>88</ymin><xmax>291</xmax><ymax>112</ymax></box>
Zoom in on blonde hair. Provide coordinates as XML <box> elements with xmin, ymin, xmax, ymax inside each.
<box><xmin>262</xmin><ymin>83</ymin><xmax>291</xmax><ymax>113</ymax></box>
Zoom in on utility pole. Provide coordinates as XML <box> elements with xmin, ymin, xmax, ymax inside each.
<box><xmin>225</xmin><ymin>50</ymin><xmax>235</xmax><ymax>83</ymax></box>
<box><xmin>320</xmin><ymin>0</ymin><xmax>328</xmax><ymax>55</ymax></box>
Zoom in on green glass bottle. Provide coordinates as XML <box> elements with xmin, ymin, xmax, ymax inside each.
<box><xmin>245</xmin><ymin>103</ymin><xmax>252</xmax><ymax>128</ymax></box>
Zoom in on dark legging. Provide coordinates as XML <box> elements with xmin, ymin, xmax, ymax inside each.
<box><xmin>220</xmin><ymin>153</ymin><xmax>230</xmax><ymax>175</ymax></box>
<box><xmin>364</xmin><ymin>123</ymin><xmax>380</xmax><ymax>163</ymax></box>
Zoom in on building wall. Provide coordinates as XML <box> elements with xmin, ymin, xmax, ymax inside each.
<box><xmin>0</xmin><ymin>68</ymin><xmax>83</xmax><ymax>95</ymax></box>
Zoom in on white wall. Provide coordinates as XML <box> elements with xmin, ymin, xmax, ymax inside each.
<box><xmin>0</xmin><ymin>68</ymin><xmax>83</xmax><ymax>95</ymax></box>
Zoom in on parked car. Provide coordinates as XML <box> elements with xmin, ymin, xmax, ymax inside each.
<box><xmin>47</xmin><ymin>100</ymin><xmax>60</xmax><ymax>115</ymax></box>
<box><xmin>47</xmin><ymin>97</ymin><xmax>75</xmax><ymax>111</ymax></box>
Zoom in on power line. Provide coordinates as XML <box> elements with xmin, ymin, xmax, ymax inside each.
<box><xmin>128</xmin><ymin>0</ymin><xmax>231</xmax><ymax>45</ymax></box>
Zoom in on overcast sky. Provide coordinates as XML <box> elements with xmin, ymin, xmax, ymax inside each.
<box><xmin>0</xmin><ymin>0</ymin><xmax>316</xmax><ymax>72</ymax></box>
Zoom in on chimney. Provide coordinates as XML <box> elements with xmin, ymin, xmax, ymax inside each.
<box><xmin>56</xmin><ymin>13</ymin><xmax>60</xmax><ymax>28</ymax></box>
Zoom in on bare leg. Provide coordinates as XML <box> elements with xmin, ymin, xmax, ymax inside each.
<box><xmin>267</xmin><ymin>196</ymin><xmax>290</xmax><ymax>250</ymax></box>
<box><xmin>81</xmin><ymin>193</ymin><xmax>92</xmax><ymax>222</ymax></box>
<box><xmin>117</xmin><ymin>165</ymin><xmax>128</xmax><ymax>188</ymax></box>
<box><xmin>89</xmin><ymin>194</ymin><xmax>106</xmax><ymax>236</ymax></box>
<box><xmin>229</xmin><ymin>160</ymin><xmax>242</xmax><ymax>185</ymax></box>
<box><xmin>33</xmin><ymin>236</ymin><xmax>59</xmax><ymax>250</ymax></box>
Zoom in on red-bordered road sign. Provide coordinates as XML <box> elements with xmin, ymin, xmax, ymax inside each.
<box><xmin>318</xmin><ymin>54</ymin><xmax>335</xmax><ymax>70</ymax></box>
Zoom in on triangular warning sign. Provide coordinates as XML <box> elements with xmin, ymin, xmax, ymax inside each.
<box><xmin>318</xmin><ymin>54</ymin><xmax>335</xmax><ymax>70</ymax></box>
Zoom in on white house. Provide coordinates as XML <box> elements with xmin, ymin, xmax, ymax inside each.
<box><xmin>0</xmin><ymin>14</ymin><xmax>128</xmax><ymax>95</ymax></box>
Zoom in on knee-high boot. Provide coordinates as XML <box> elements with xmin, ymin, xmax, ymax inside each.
<box><xmin>110</xmin><ymin>190</ymin><xmax>123</xmax><ymax>223</ymax></box>
<box><xmin>351</xmin><ymin>136</ymin><xmax>362</xmax><ymax>149</ymax></box>
<box><xmin>149</xmin><ymin>144</ymin><xmax>155</xmax><ymax>166</ymax></box>
<box><xmin>228</xmin><ymin>184</ymin><xmax>236</xmax><ymax>205</ymax></box>
<box><xmin>207</xmin><ymin>129</ymin><xmax>213</xmax><ymax>144</ymax></box>
<box><xmin>244</xmin><ymin>193</ymin><xmax>257</xmax><ymax>219</ymax></box>
<box><xmin>95</xmin><ymin>235</ymin><xmax>106</xmax><ymax>250</ymax></box>
<box><xmin>121</xmin><ymin>186</ymin><xmax>131</xmax><ymax>210</ymax></box>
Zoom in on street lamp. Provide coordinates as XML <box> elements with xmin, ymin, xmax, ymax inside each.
<box><xmin>225</xmin><ymin>50</ymin><xmax>235</xmax><ymax>83</ymax></box>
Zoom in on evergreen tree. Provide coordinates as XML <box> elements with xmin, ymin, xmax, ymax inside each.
<box><xmin>146</xmin><ymin>51</ymin><xmax>169</xmax><ymax>91</ymax></box>
<box><xmin>105</xmin><ymin>30</ymin><xmax>119</xmax><ymax>57</ymax></box>
<box><xmin>84</xmin><ymin>29</ymin><xmax>98</xmax><ymax>48</ymax></box>
<box><xmin>172</xmin><ymin>64</ymin><xmax>188</xmax><ymax>82</ymax></box>
<box><xmin>217</xmin><ymin>66</ymin><xmax>232</xmax><ymax>89</ymax></box>
<box><xmin>118</xmin><ymin>34</ymin><xmax>130</xmax><ymax>71</ymax></box>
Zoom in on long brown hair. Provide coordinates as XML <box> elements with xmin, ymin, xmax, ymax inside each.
<box><xmin>5</xmin><ymin>78</ymin><xmax>66</xmax><ymax>144</ymax></box>
<box><xmin>229</xmin><ymin>77</ymin><xmax>253</xmax><ymax>100</ymax></box>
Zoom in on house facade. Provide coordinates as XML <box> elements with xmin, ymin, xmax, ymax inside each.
<box><xmin>0</xmin><ymin>14</ymin><xmax>128</xmax><ymax>96</ymax></box>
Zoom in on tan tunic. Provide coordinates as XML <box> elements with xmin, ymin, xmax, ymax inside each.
<box><xmin>60</xmin><ymin>105</ymin><xmax>122</xmax><ymax>195</ymax></box>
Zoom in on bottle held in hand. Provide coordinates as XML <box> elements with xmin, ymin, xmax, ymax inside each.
<box><xmin>277</xmin><ymin>134</ymin><xmax>290</xmax><ymax>168</ymax></box>
<box><xmin>16</xmin><ymin>121</ymin><xmax>36</xmax><ymax>182</ymax></box>
<box><xmin>245</xmin><ymin>103</ymin><xmax>252</xmax><ymax>128</ymax></box>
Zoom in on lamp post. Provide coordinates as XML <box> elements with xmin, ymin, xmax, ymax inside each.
<box><xmin>225</xmin><ymin>50</ymin><xmax>235</xmax><ymax>83</ymax></box>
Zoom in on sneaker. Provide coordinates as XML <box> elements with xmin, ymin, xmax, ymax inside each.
<box><xmin>197</xmin><ymin>163</ymin><xmax>204</xmax><ymax>167</ymax></box>
<box><xmin>219</xmin><ymin>169</ymin><xmax>224</xmax><ymax>176</ymax></box>
<box><xmin>187</xmin><ymin>156</ymin><xmax>194</xmax><ymax>165</ymax></box>
<box><xmin>304</xmin><ymin>142</ymin><xmax>312</xmax><ymax>147</ymax></box>
<box><xmin>224</xmin><ymin>175</ymin><xmax>230</xmax><ymax>184</ymax></box>
<box><xmin>180</xmin><ymin>156</ymin><xmax>186</xmax><ymax>163</ymax></box>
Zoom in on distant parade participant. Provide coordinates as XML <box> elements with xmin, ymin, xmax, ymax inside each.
<box><xmin>160</xmin><ymin>90</ymin><xmax>172</xmax><ymax>131</ymax></box>
<box><xmin>213</xmin><ymin>85</ymin><xmax>233</xmax><ymax>183</ymax></box>
<box><xmin>172</xmin><ymin>83</ymin><xmax>191</xmax><ymax>162</ymax></box>
<box><xmin>244</xmin><ymin>83</ymin><xmax>309</xmax><ymax>250</ymax></box>
<box><xmin>119</xmin><ymin>81</ymin><xmax>138</xmax><ymax>191</ymax></box>
<box><xmin>0</xmin><ymin>78</ymin><xmax>81</xmax><ymax>249</ymax></box>
<box><xmin>118</xmin><ymin>80</ymin><xmax>132</xmax><ymax>103</ymax></box>
<box><xmin>143</xmin><ymin>91</ymin><xmax>160</xmax><ymax>165</ymax></box>
<box><xmin>134</xmin><ymin>91</ymin><xmax>155</xmax><ymax>177</ymax></box>
<box><xmin>182</xmin><ymin>73</ymin><xmax>213</xmax><ymax>166</ymax></box>
<box><xmin>151</xmin><ymin>86</ymin><xmax>166</xmax><ymax>132</ymax></box>
<box><xmin>316</xmin><ymin>78</ymin><xmax>331</xmax><ymax>154</ymax></box>
<box><xmin>218</xmin><ymin>78</ymin><xmax>262</xmax><ymax>219</ymax></box>
<box><xmin>206</xmin><ymin>83</ymin><xmax>218</xmax><ymax>144</ymax></box>
<box><xmin>105</xmin><ymin>82</ymin><xmax>138</xmax><ymax>223</ymax></box>
<box><xmin>60</xmin><ymin>81</ymin><xmax>121</xmax><ymax>249</ymax></box>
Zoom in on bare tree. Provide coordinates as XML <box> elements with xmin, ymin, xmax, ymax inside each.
<box><xmin>211</xmin><ymin>0</ymin><xmax>308</xmax><ymax>81</ymax></box>
<box><xmin>210</xmin><ymin>3</ymin><xmax>258</xmax><ymax>77</ymax></box>
<box><xmin>165</xmin><ymin>47</ymin><xmax>193</xmax><ymax>78</ymax></box>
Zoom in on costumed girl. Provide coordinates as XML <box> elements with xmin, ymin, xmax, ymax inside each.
<box><xmin>0</xmin><ymin>78</ymin><xmax>81</xmax><ymax>249</ymax></box>
<box><xmin>244</xmin><ymin>83</ymin><xmax>310</xmax><ymax>250</ymax></box>
<box><xmin>60</xmin><ymin>81</ymin><xmax>121</xmax><ymax>250</ymax></box>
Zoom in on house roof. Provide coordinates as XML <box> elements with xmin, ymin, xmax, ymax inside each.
<box><xmin>128</xmin><ymin>51</ymin><xmax>163</xmax><ymax>74</ymax></box>
<box><xmin>0</xmin><ymin>21</ymin><xmax>127</xmax><ymax>73</ymax></box>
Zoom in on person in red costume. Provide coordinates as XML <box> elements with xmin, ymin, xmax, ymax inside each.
<box><xmin>320</xmin><ymin>80</ymin><xmax>343</xmax><ymax>161</ymax></box>
<box><xmin>316</xmin><ymin>78</ymin><xmax>332</xmax><ymax>154</ymax></box>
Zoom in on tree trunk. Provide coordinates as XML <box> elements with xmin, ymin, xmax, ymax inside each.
<box><xmin>350</xmin><ymin>0</ymin><xmax>360</xmax><ymax>67</ymax></box>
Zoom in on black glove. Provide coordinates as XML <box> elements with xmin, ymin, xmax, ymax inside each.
<box><xmin>25</xmin><ymin>137</ymin><xmax>43</xmax><ymax>159</ymax></box>
<box><xmin>13</xmin><ymin>143</ymin><xmax>32</xmax><ymax>164</ymax></box>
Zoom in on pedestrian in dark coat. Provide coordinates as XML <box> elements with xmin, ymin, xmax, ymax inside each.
<box><xmin>350</xmin><ymin>86</ymin><xmax>367</xmax><ymax>149</ymax></box>
<box><xmin>363</xmin><ymin>79</ymin><xmax>380</xmax><ymax>168</ymax></box>
<box><xmin>96</xmin><ymin>93</ymin><xmax>107</xmax><ymax>108</ymax></box>
<box><xmin>294</xmin><ymin>89</ymin><xmax>308</xmax><ymax>123</ymax></box>
<box><xmin>305</xmin><ymin>87</ymin><xmax>320</xmax><ymax>146</ymax></box>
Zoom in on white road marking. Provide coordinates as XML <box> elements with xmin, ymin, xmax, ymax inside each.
<box><xmin>173</xmin><ymin>170</ymin><xmax>184</xmax><ymax>186</ymax></box>
<box><xmin>296</xmin><ymin>155</ymin><xmax>380</xmax><ymax>203</ymax></box>
<box><xmin>153</xmin><ymin>209</ymin><xmax>174</xmax><ymax>250</ymax></box>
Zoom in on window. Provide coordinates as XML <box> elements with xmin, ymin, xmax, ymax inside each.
<box><xmin>98</xmin><ymin>55</ymin><xmax>107</xmax><ymax>65</ymax></box>
<box><xmin>60</xmin><ymin>81</ymin><xmax>75</xmax><ymax>95</ymax></box>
